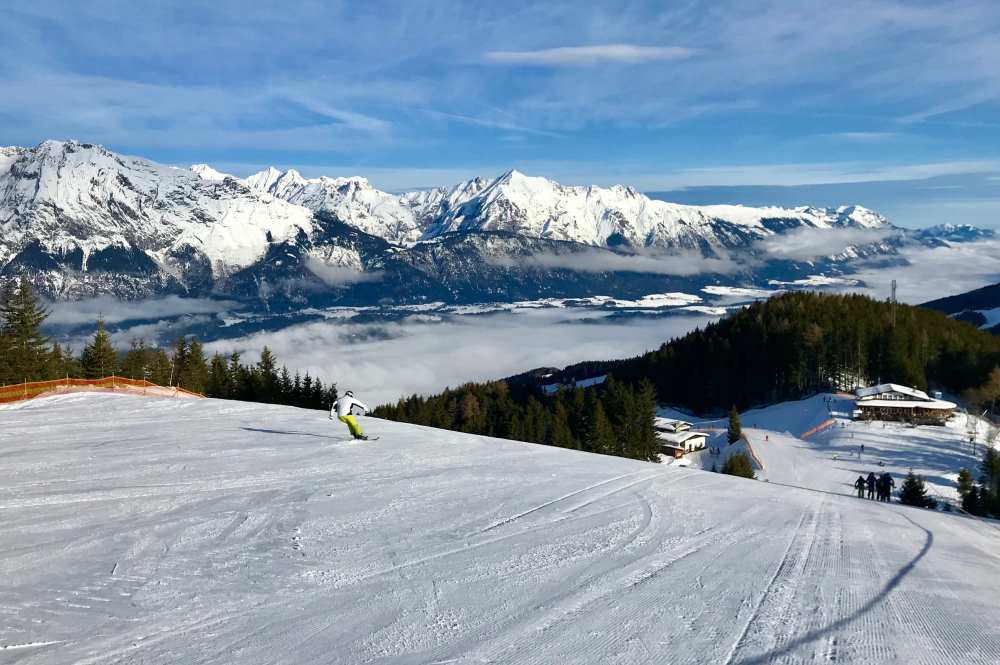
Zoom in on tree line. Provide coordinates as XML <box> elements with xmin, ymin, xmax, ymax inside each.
<box><xmin>374</xmin><ymin>377</ymin><xmax>661</xmax><ymax>462</ymax></box>
<box><xmin>958</xmin><ymin>441</ymin><xmax>1000</xmax><ymax>517</ymax></box>
<box><xmin>0</xmin><ymin>278</ymin><xmax>337</xmax><ymax>410</ymax></box>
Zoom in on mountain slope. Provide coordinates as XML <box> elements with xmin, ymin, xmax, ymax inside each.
<box><xmin>3</xmin><ymin>392</ymin><xmax>999</xmax><ymax>663</ymax></box>
<box><xmin>923</xmin><ymin>282</ymin><xmax>1000</xmax><ymax>334</ymax></box>
<box><xmin>0</xmin><ymin>140</ymin><xmax>314</xmax><ymax>299</ymax></box>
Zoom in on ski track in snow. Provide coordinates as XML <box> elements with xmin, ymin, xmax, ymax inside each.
<box><xmin>2</xmin><ymin>393</ymin><xmax>1000</xmax><ymax>664</ymax></box>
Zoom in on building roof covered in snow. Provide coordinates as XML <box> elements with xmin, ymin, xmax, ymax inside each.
<box><xmin>856</xmin><ymin>383</ymin><xmax>931</xmax><ymax>401</ymax></box>
<box><xmin>654</xmin><ymin>418</ymin><xmax>692</xmax><ymax>433</ymax></box>
<box><xmin>656</xmin><ymin>430</ymin><xmax>709</xmax><ymax>445</ymax></box>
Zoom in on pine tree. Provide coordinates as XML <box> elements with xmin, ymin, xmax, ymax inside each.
<box><xmin>171</xmin><ymin>336</ymin><xmax>190</xmax><ymax>386</ymax></box>
<box><xmin>899</xmin><ymin>471</ymin><xmax>936</xmax><ymax>509</ymax></box>
<box><xmin>1</xmin><ymin>278</ymin><xmax>50</xmax><ymax>382</ymax></box>
<box><xmin>634</xmin><ymin>380</ymin><xmax>659</xmax><ymax>461</ymax></box>
<box><xmin>44</xmin><ymin>341</ymin><xmax>75</xmax><ymax>380</ymax></box>
<box><xmin>980</xmin><ymin>448</ymin><xmax>1000</xmax><ymax>502</ymax></box>
<box><xmin>206</xmin><ymin>353</ymin><xmax>231</xmax><ymax>397</ymax></box>
<box><xmin>0</xmin><ymin>281</ymin><xmax>12</xmax><ymax>384</ymax></box>
<box><xmin>178</xmin><ymin>338</ymin><xmax>209</xmax><ymax>393</ymax></box>
<box><xmin>458</xmin><ymin>392</ymin><xmax>484</xmax><ymax>433</ymax></box>
<box><xmin>962</xmin><ymin>485</ymin><xmax>983</xmax><ymax>516</ymax></box>
<box><xmin>258</xmin><ymin>346</ymin><xmax>279</xmax><ymax>403</ymax></box>
<box><xmin>80</xmin><ymin>320</ymin><xmax>119</xmax><ymax>379</ymax></box>
<box><xmin>956</xmin><ymin>468</ymin><xmax>975</xmax><ymax>500</ymax></box>
<box><xmin>721</xmin><ymin>452</ymin><xmax>756</xmax><ymax>479</ymax></box>
<box><xmin>148</xmin><ymin>347</ymin><xmax>173</xmax><ymax>385</ymax></box>
<box><xmin>548</xmin><ymin>399</ymin><xmax>575</xmax><ymax>448</ymax></box>
<box><xmin>279</xmin><ymin>366</ymin><xmax>293</xmax><ymax>403</ymax></box>
<box><xmin>586</xmin><ymin>400</ymin><xmax>616</xmax><ymax>455</ymax></box>
<box><xmin>120</xmin><ymin>339</ymin><xmax>151</xmax><ymax>380</ymax></box>
<box><xmin>727</xmin><ymin>405</ymin><xmax>742</xmax><ymax>444</ymax></box>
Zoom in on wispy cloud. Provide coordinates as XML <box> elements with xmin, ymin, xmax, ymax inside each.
<box><xmin>832</xmin><ymin>132</ymin><xmax>903</xmax><ymax>141</ymax></box>
<box><xmin>305</xmin><ymin>258</ymin><xmax>382</xmax><ymax>286</ymax></box>
<box><xmin>46</xmin><ymin>295</ymin><xmax>236</xmax><ymax>326</ymax></box>
<box><xmin>755</xmin><ymin>227</ymin><xmax>898</xmax><ymax>261</ymax></box>
<box><xmin>484</xmin><ymin>44</ymin><xmax>694</xmax><ymax>66</ymax></box>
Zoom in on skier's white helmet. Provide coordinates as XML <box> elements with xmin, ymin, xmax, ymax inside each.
<box><xmin>345</xmin><ymin>390</ymin><xmax>354</xmax><ymax>397</ymax></box>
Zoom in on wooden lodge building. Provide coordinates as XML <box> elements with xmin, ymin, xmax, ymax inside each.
<box><xmin>853</xmin><ymin>383</ymin><xmax>956</xmax><ymax>425</ymax></box>
<box><xmin>654</xmin><ymin>418</ymin><xmax>708</xmax><ymax>458</ymax></box>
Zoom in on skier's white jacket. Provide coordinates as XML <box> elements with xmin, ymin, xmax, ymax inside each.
<box><xmin>332</xmin><ymin>395</ymin><xmax>368</xmax><ymax>418</ymax></box>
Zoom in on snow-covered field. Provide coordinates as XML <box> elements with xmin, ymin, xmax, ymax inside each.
<box><xmin>3</xmin><ymin>393</ymin><xmax>1000</xmax><ymax>664</ymax></box>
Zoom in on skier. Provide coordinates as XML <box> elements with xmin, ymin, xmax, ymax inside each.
<box><xmin>866</xmin><ymin>472</ymin><xmax>877</xmax><ymax>500</ymax></box>
<box><xmin>330</xmin><ymin>390</ymin><xmax>370</xmax><ymax>440</ymax></box>
<box><xmin>854</xmin><ymin>475</ymin><xmax>866</xmax><ymax>498</ymax></box>
<box><xmin>880</xmin><ymin>473</ymin><xmax>895</xmax><ymax>502</ymax></box>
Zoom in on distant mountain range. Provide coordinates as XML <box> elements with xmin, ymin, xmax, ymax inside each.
<box><xmin>0</xmin><ymin>139</ymin><xmax>993</xmax><ymax>314</ymax></box>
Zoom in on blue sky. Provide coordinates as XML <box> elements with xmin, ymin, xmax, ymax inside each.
<box><xmin>2</xmin><ymin>1</ymin><xmax>999</xmax><ymax>227</ymax></box>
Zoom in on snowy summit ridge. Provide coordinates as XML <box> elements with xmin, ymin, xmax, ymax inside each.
<box><xmin>0</xmin><ymin>139</ymin><xmax>976</xmax><ymax>306</ymax></box>
<box><xmin>236</xmin><ymin>164</ymin><xmax>891</xmax><ymax>248</ymax></box>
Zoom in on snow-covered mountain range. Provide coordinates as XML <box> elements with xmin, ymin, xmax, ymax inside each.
<box><xmin>231</xmin><ymin>161</ymin><xmax>888</xmax><ymax>249</ymax></box>
<box><xmin>0</xmin><ymin>139</ymin><xmax>989</xmax><ymax>309</ymax></box>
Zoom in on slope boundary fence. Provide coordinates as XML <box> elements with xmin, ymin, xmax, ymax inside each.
<box><xmin>740</xmin><ymin>433</ymin><xmax>766</xmax><ymax>471</ymax></box>
<box><xmin>801</xmin><ymin>418</ymin><xmax>837</xmax><ymax>439</ymax></box>
<box><xmin>0</xmin><ymin>377</ymin><xmax>204</xmax><ymax>405</ymax></box>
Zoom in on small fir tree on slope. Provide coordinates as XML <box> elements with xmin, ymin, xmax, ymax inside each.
<box><xmin>728</xmin><ymin>406</ymin><xmax>742</xmax><ymax>444</ymax></box>
<box><xmin>721</xmin><ymin>452</ymin><xmax>756</xmax><ymax>479</ymax></box>
<box><xmin>899</xmin><ymin>471</ymin><xmax>937</xmax><ymax>509</ymax></box>
<box><xmin>80</xmin><ymin>320</ymin><xmax>119</xmax><ymax>379</ymax></box>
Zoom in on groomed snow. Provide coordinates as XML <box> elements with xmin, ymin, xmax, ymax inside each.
<box><xmin>3</xmin><ymin>393</ymin><xmax>1000</xmax><ymax>664</ymax></box>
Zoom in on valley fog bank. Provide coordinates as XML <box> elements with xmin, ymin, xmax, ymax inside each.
<box><xmin>203</xmin><ymin>310</ymin><xmax>714</xmax><ymax>406</ymax></box>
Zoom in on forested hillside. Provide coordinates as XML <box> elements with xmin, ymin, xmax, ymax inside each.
<box><xmin>613</xmin><ymin>292</ymin><xmax>1000</xmax><ymax>413</ymax></box>
<box><xmin>374</xmin><ymin>377</ymin><xmax>661</xmax><ymax>462</ymax></box>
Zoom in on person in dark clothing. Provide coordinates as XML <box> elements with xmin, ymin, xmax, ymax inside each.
<box><xmin>866</xmin><ymin>472</ymin><xmax>877</xmax><ymax>499</ymax></box>
<box><xmin>854</xmin><ymin>475</ymin><xmax>866</xmax><ymax>498</ymax></box>
<box><xmin>880</xmin><ymin>473</ymin><xmax>895</xmax><ymax>502</ymax></box>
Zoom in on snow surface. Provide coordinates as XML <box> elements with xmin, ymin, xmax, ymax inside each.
<box><xmin>767</xmin><ymin>275</ymin><xmax>862</xmax><ymax>288</ymax></box>
<box><xmin>189</xmin><ymin>164</ymin><xmax>233</xmax><ymax>181</ymax></box>
<box><xmin>976</xmin><ymin>306</ymin><xmax>1000</xmax><ymax>328</ymax></box>
<box><xmin>3</xmin><ymin>393</ymin><xmax>1000</xmax><ymax>664</ymax></box>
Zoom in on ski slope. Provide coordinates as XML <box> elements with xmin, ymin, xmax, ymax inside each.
<box><xmin>676</xmin><ymin>395</ymin><xmax>992</xmax><ymax>505</ymax></box>
<box><xmin>3</xmin><ymin>394</ymin><xmax>1000</xmax><ymax>664</ymax></box>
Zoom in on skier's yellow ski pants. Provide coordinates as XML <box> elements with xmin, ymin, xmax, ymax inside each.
<box><xmin>338</xmin><ymin>414</ymin><xmax>364</xmax><ymax>438</ymax></box>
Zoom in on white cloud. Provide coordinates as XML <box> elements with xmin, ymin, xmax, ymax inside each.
<box><xmin>204</xmin><ymin>309</ymin><xmax>715</xmax><ymax>406</ymax></box>
<box><xmin>46</xmin><ymin>295</ymin><xmax>236</xmax><ymax>326</ymax></box>
<box><xmin>304</xmin><ymin>258</ymin><xmax>382</xmax><ymax>286</ymax></box>
<box><xmin>755</xmin><ymin>228</ymin><xmax>898</xmax><ymax>261</ymax></box>
<box><xmin>484</xmin><ymin>44</ymin><xmax>694</xmax><ymax>66</ymax></box>
<box><xmin>832</xmin><ymin>132</ymin><xmax>903</xmax><ymax>141</ymax></box>
<box><xmin>848</xmin><ymin>238</ymin><xmax>1000</xmax><ymax>304</ymax></box>
<box><xmin>502</xmin><ymin>248</ymin><xmax>745</xmax><ymax>276</ymax></box>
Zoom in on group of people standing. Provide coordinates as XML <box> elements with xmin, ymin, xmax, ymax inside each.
<box><xmin>854</xmin><ymin>471</ymin><xmax>894</xmax><ymax>502</ymax></box>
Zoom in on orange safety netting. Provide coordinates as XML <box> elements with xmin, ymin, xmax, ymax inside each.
<box><xmin>801</xmin><ymin>418</ymin><xmax>837</xmax><ymax>439</ymax></box>
<box><xmin>0</xmin><ymin>376</ymin><xmax>204</xmax><ymax>405</ymax></box>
